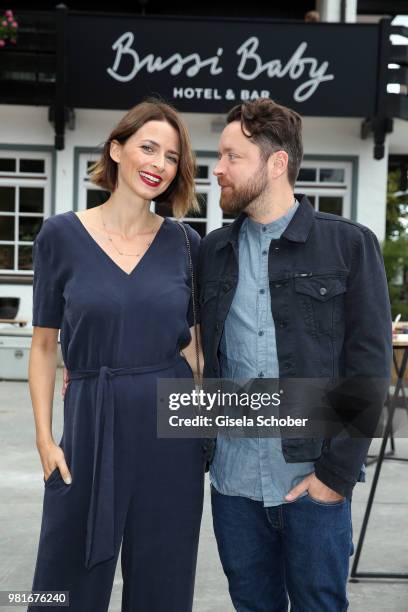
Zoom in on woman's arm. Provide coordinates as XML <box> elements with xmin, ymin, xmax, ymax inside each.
<box><xmin>181</xmin><ymin>324</ymin><xmax>204</xmax><ymax>381</ymax></box>
<box><xmin>29</xmin><ymin>327</ymin><xmax>71</xmax><ymax>484</ymax></box>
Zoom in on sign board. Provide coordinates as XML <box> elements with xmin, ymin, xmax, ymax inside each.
<box><xmin>67</xmin><ymin>15</ymin><xmax>379</xmax><ymax>116</ymax></box>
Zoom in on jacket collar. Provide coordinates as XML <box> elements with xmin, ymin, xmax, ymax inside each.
<box><xmin>214</xmin><ymin>194</ymin><xmax>315</xmax><ymax>251</ymax></box>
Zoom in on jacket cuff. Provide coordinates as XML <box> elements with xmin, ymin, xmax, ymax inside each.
<box><xmin>314</xmin><ymin>459</ymin><xmax>356</xmax><ymax>499</ymax></box>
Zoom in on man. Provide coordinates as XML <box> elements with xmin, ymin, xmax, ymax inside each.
<box><xmin>198</xmin><ymin>98</ymin><xmax>392</xmax><ymax>611</ymax></box>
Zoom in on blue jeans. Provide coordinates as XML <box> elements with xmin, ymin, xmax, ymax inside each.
<box><xmin>211</xmin><ymin>485</ymin><xmax>354</xmax><ymax>612</ymax></box>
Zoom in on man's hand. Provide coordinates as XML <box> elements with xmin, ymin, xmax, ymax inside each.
<box><xmin>285</xmin><ymin>472</ymin><xmax>345</xmax><ymax>503</ymax></box>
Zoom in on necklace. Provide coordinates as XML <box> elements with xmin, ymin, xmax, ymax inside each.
<box><xmin>100</xmin><ymin>204</ymin><xmax>159</xmax><ymax>257</ymax></box>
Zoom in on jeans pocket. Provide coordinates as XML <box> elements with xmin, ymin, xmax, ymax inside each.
<box><xmin>306</xmin><ymin>491</ymin><xmax>347</xmax><ymax>507</ymax></box>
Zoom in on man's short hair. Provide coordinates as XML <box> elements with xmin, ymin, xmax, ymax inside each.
<box><xmin>226</xmin><ymin>98</ymin><xmax>304</xmax><ymax>187</ymax></box>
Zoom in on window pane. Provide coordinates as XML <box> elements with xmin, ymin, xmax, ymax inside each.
<box><xmin>19</xmin><ymin>217</ymin><xmax>43</xmax><ymax>241</ymax></box>
<box><xmin>319</xmin><ymin>197</ymin><xmax>343</xmax><ymax>216</ymax></box>
<box><xmin>86</xmin><ymin>189</ymin><xmax>109</xmax><ymax>209</ymax></box>
<box><xmin>0</xmin><ymin>216</ymin><xmax>15</xmax><ymax>240</ymax></box>
<box><xmin>0</xmin><ymin>158</ymin><xmax>16</xmax><ymax>172</ymax></box>
<box><xmin>20</xmin><ymin>187</ymin><xmax>44</xmax><ymax>213</ymax></box>
<box><xmin>154</xmin><ymin>200</ymin><xmax>173</xmax><ymax>217</ymax></box>
<box><xmin>189</xmin><ymin>193</ymin><xmax>207</xmax><ymax>218</ymax></box>
<box><xmin>196</xmin><ymin>165</ymin><xmax>209</xmax><ymax>180</ymax></box>
<box><xmin>187</xmin><ymin>221</ymin><xmax>206</xmax><ymax>237</ymax></box>
<box><xmin>0</xmin><ymin>245</ymin><xmax>14</xmax><ymax>269</ymax></box>
<box><xmin>319</xmin><ymin>168</ymin><xmax>345</xmax><ymax>183</ymax></box>
<box><xmin>297</xmin><ymin>168</ymin><xmax>317</xmax><ymax>182</ymax></box>
<box><xmin>19</xmin><ymin>159</ymin><xmax>45</xmax><ymax>173</ymax></box>
<box><xmin>18</xmin><ymin>245</ymin><xmax>34</xmax><ymax>270</ymax></box>
<box><xmin>0</xmin><ymin>186</ymin><xmax>15</xmax><ymax>212</ymax></box>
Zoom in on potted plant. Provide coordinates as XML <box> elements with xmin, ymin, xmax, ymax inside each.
<box><xmin>0</xmin><ymin>9</ymin><xmax>18</xmax><ymax>48</ymax></box>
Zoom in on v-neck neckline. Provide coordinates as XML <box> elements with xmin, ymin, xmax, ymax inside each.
<box><xmin>68</xmin><ymin>210</ymin><xmax>167</xmax><ymax>278</ymax></box>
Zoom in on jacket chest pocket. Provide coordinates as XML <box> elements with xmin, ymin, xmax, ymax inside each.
<box><xmin>294</xmin><ymin>274</ymin><xmax>347</xmax><ymax>333</ymax></box>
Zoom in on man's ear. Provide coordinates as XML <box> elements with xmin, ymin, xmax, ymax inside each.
<box><xmin>269</xmin><ymin>150</ymin><xmax>289</xmax><ymax>180</ymax></box>
<box><xmin>110</xmin><ymin>140</ymin><xmax>121</xmax><ymax>163</ymax></box>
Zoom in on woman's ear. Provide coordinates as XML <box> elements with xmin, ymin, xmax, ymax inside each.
<box><xmin>110</xmin><ymin>140</ymin><xmax>121</xmax><ymax>163</ymax></box>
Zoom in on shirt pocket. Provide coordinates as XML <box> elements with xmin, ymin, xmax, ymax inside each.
<box><xmin>294</xmin><ymin>273</ymin><xmax>347</xmax><ymax>334</ymax></box>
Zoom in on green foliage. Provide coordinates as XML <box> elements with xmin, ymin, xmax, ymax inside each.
<box><xmin>383</xmin><ymin>169</ymin><xmax>408</xmax><ymax>319</ymax></box>
<box><xmin>382</xmin><ymin>237</ymin><xmax>408</xmax><ymax>319</ymax></box>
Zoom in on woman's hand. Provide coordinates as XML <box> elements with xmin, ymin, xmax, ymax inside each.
<box><xmin>62</xmin><ymin>366</ymin><xmax>70</xmax><ymax>398</ymax></box>
<box><xmin>182</xmin><ymin>324</ymin><xmax>204</xmax><ymax>381</ymax></box>
<box><xmin>38</xmin><ymin>439</ymin><xmax>72</xmax><ymax>485</ymax></box>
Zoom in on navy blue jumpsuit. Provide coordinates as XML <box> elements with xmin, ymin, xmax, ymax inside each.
<box><xmin>28</xmin><ymin>211</ymin><xmax>205</xmax><ymax>612</ymax></box>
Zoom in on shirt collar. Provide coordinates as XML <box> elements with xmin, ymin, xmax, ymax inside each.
<box><xmin>215</xmin><ymin>194</ymin><xmax>315</xmax><ymax>251</ymax></box>
<box><xmin>240</xmin><ymin>199</ymin><xmax>299</xmax><ymax>237</ymax></box>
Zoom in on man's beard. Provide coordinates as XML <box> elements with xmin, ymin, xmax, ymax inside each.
<box><xmin>220</xmin><ymin>161</ymin><xmax>269</xmax><ymax>216</ymax></box>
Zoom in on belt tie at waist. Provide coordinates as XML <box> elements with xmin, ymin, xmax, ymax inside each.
<box><xmin>68</xmin><ymin>354</ymin><xmax>184</xmax><ymax>570</ymax></box>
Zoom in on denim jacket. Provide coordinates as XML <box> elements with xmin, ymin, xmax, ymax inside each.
<box><xmin>198</xmin><ymin>195</ymin><xmax>392</xmax><ymax>498</ymax></box>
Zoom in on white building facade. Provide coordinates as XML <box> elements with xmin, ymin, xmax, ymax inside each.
<box><xmin>0</xmin><ymin>8</ymin><xmax>405</xmax><ymax>322</ymax></box>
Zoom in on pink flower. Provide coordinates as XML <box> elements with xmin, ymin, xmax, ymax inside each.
<box><xmin>5</xmin><ymin>10</ymin><xmax>13</xmax><ymax>18</ymax></box>
<box><xmin>7</xmin><ymin>15</ymin><xmax>13</xmax><ymax>22</ymax></box>
<box><xmin>12</xmin><ymin>21</ymin><xmax>18</xmax><ymax>28</ymax></box>
<box><xmin>0</xmin><ymin>39</ymin><xmax>5</xmax><ymax>48</ymax></box>
<box><xmin>1</xmin><ymin>20</ymin><xmax>7</xmax><ymax>26</ymax></box>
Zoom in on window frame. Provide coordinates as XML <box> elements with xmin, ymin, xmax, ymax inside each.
<box><xmin>0</xmin><ymin>148</ymin><xmax>54</xmax><ymax>279</ymax></box>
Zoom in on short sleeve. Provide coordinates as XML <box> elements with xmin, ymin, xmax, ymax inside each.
<box><xmin>185</xmin><ymin>224</ymin><xmax>201</xmax><ymax>328</ymax></box>
<box><xmin>32</xmin><ymin>220</ymin><xmax>64</xmax><ymax>328</ymax></box>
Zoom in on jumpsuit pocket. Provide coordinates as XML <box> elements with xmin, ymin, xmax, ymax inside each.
<box><xmin>43</xmin><ymin>466</ymin><xmax>61</xmax><ymax>487</ymax></box>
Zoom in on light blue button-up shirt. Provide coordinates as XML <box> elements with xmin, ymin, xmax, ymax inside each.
<box><xmin>210</xmin><ymin>200</ymin><xmax>315</xmax><ymax>506</ymax></box>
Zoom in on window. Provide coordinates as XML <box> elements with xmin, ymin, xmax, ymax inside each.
<box><xmin>77</xmin><ymin>154</ymin><xmax>110</xmax><ymax>210</ymax></box>
<box><xmin>295</xmin><ymin>160</ymin><xmax>352</xmax><ymax>218</ymax></box>
<box><xmin>0</xmin><ymin>151</ymin><xmax>51</xmax><ymax>274</ymax></box>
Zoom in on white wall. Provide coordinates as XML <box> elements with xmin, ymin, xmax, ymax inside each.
<box><xmin>0</xmin><ymin>105</ymin><xmax>389</xmax><ymax>321</ymax></box>
<box><xmin>389</xmin><ymin>119</ymin><xmax>408</xmax><ymax>156</ymax></box>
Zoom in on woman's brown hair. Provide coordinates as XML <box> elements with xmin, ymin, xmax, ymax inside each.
<box><xmin>89</xmin><ymin>99</ymin><xmax>199</xmax><ymax>218</ymax></box>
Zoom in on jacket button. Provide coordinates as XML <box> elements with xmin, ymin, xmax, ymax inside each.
<box><xmin>319</xmin><ymin>287</ymin><xmax>327</xmax><ymax>296</ymax></box>
<box><xmin>215</xmin><ymin>323</ymin><xmax>220</xmax><ymax>331</ymax></box>
<box><xmin>279</xmin><ymin>321</ymin><xmax>286</xmax><ymax>328</ymax></box>
<box><xmin>223</xmin><ymin>283</ymin><xmax>230</xmax><ymax>291</ymax></box>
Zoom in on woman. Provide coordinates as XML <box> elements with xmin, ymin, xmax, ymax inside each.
<box><xmin>28</xmin><ymin>100</ymin><xmax>205</xmax><ymax>612</ymax></box>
